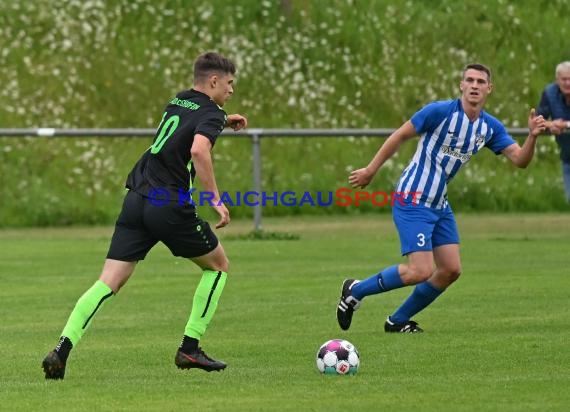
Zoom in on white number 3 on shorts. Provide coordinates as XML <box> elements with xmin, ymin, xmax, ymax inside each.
<box><xmin>417</xmin><ymin>233</ymin><xmax>426</xmax><ymax>247</ymax></box>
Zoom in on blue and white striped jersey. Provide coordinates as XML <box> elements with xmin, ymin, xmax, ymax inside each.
<box><xmin>396</xmin><ymin>99</ymin><xmax>516</xmax><ymax>209</ymax></box>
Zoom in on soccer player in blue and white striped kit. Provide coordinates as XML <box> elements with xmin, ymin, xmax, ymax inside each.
<box><xmin>337</xmin><ymin>63</ymin><xmax>546</xmax><ymax>333</ymax></box>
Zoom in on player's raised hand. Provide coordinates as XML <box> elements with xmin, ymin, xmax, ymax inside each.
<box><xmin>348</xmin><ymin>167</ymin><xmax>374</xmax><ymax>189</ymax></box>
<box><xmin>528</xmin><ymin>108</ymin><xmax>546</xmax><ymax>137</ymax></box>
<box><xmin>226</xmin><ymin>114</ymin><xmax>248</xmax><ymax>131</ymax></box>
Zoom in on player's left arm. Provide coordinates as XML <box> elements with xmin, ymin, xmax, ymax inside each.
<box><xmin>502</xmin><ymin>108</ymin><xmax>546</xmax><ymax>169</ymax></box>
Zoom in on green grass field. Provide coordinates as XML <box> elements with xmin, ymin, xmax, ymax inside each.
<box><xmin>1</xmin><ymin>214</ymin><xmax>569</xmax><ymax>411</ymax></box>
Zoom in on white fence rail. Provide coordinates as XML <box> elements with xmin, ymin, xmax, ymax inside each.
<box><xmin>0</xmin><ymin>127</ymin><xmax>531</xmax><ymax>230</ymax></box>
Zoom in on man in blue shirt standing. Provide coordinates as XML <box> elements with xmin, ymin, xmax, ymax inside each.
<box><xmin>336</xmin><ymin>63</ymin><xmax>546</xmax><ymax>333</ymax></box>
<box><xmin>536</xmin><ymin>61</ymin><xmax>570</xmax><ymax>203</ymax></box>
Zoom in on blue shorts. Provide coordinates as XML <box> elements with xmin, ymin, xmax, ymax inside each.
<box><xmin>392</xmin><ymin>201</ymin><xmax>459</xmax><ymax>256</ymax></box>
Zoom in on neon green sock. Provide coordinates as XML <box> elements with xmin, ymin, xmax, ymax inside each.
<box><xmin>61</xmin><ymin>280</ymin><xmax>114</xmax><ymax>346</ymax></box>
<box><xmin>184</xmin><ymin>270</ymin><xmax>227</xmax><ymax>340</ymax></box>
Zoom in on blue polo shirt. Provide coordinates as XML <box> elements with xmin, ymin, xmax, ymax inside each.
<box><xmin>537</xmin><ymin>83</ymin><xmax>570</xmax><ymax>162</ymax></box>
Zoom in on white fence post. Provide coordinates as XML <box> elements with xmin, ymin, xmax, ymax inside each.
<box><xmin>251</xmin><ymin>130</ymin><xmax>262</xmax><ymax>231</ymax></box>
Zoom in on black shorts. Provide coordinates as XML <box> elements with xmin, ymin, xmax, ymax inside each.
<box><xmin>106</xmin><ymin>190</ymin><xmax>219</xmax><ymax>261</ymax></box>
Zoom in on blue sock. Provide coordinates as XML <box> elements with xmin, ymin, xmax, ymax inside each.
<box><xmin>351</xmin><ymin>265</ymin><xmax>404</xmax><ymax>300</ymax></box>
<box><xmin>390</xmin><ymin>281</ymin><xmax>443</xmax><ymax>323</ymax></box>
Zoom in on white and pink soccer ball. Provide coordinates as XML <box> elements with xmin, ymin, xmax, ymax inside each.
<box><xmin>316</xmin><ymin>339</ymin><xmax>360</xmax><ymax>375</ymax></box>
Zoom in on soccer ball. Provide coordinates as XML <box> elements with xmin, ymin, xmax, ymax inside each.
<box><xmin>316</xmin><ymin>339</ymin><xmax>359</xmax><ymax>375</ymax></box>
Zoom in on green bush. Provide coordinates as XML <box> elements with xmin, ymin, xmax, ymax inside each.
<box><xmin>1</xmin><ymin>0</ymin><xmax>569</xmax><ymax>226</ymax></box>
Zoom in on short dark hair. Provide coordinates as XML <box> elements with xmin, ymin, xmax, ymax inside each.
<box><xmin>193</xmin><ymin>52</ymin><xmax>236</xmax><ymax>84</ymax></box>
<box><xmin>462</xmin><ymin>63</ymin><xmax>492</xmax><ymax>82</ymax></box>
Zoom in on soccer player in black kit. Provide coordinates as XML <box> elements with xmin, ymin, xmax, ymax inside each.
<box><xmin>42</xmin><ymin>52</ymin><xmax>248</xmax><ymax>379</ymax></box>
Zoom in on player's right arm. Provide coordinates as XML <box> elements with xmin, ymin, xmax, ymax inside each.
<box><xmin>348</xmin><ymin>121</ymin><xmax>417</xmax><ymax>189</ymax></box>
<box><xmin>225</xmin><ymin>113</ymin><xmax>248</xmax><ymax>131</ymax></box>
<box><xmin>190</xmin><ymin>134</ymin><xmax>230</xmax><ymax>228</ymax></box>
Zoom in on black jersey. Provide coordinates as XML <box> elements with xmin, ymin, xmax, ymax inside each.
<box><xmin>126</xmin><ymin>89</ymin><xmax>227</xmax><ymax>200</ymax></box>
